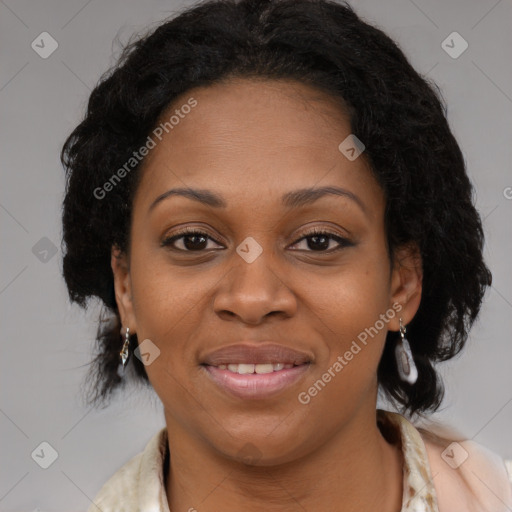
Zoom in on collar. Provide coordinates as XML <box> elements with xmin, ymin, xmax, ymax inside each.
<box><xmin>377</xmin><ymin>409</ymin><xmax>440</xmax><ymax>511</ymax></box>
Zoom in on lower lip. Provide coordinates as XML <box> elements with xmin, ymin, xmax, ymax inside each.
<box><xmin>202</xmin><ymin>364</ymin><xmax>311</xmax><ymax>400</ymax></box>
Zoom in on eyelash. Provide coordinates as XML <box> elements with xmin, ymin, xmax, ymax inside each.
<box><xmin>161</xmin><ymin>226</ymin><xmax>353</xmax><ymax>253</ymax></box>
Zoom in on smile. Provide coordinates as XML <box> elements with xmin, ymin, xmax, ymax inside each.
<box><xmin>214</xmin><ymin>363</ymin><xmax>295</xmax><ymax>374</ymax></box>
<box><xmin>202</xmin><ymin>362</ymin><xmax>311</xmax><ymax>399</ymax></box>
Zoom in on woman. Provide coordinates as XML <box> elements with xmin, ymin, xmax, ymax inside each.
<box><xmin>60</xmin><ymin>0</ymin><xmax>512</xmax><ymax>510</ymax></box>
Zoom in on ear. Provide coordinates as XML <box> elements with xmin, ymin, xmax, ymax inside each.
<box><xmin>111</xmin><ymin>244</ymin><xmax>138</xmax><ymax>333</ymax></box>
<box><xmin>388</xmin><ymin>241</ymin><xmax>423</xmax><ymax>331</ymax></box>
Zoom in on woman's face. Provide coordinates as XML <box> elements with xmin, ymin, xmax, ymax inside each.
<box><xmin>112</xmin><ymin>78</ymin><xmax>422</xmax><ymax>464</ymax></box>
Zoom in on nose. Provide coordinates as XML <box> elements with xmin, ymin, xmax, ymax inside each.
<box><xmin>213</xmin><ymin>244</ymin><xmax>298</xmax><ymax>325</ymax></box>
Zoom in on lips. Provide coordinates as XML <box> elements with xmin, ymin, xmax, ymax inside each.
<box><xmin>201</xmin><ymin>343</ymin><xmax>313</xmax><ymax>367</ymax></box>
<box><xmin>200</xmin><ymin>343</ymin><xmax>313</xmax><ymax>399</ymax></box>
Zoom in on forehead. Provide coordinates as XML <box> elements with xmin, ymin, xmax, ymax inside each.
<box><xmin>134</xmin><ymin>78</ymin><xmax>383</xmax><ymax>218</ymax></box>
<box><xmin>152</xmin><ymin>78</ymin><xmax>353</xmax><ymax>151</ymax></box>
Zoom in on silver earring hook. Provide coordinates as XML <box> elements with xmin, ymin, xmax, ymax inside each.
<box><xmin>399</xmin><ymin>317</ymin><xmax>406</xmax><ymax>339</ymax></box>
<box><xmin>119</xmin><ymin>326</ymin><xmax>131</xmax><ymax>369</ymax></box>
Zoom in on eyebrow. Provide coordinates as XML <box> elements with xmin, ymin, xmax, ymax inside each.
<box><xmin>148</xmin><ymin>185</ymin><xmax>367</xmax><ymax>215</ymax></box>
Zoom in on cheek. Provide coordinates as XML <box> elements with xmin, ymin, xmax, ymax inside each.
<box><xmin>127</xmin><ymin>248</ymin><xmax>209</xmax><ymax>383</ymax></box>
<box><xmin>308</xmin><ymin>245</ymin><xmax>391</xmax><ymax>334</ymax></box>
<box><xmin>129</xmin><ymin>242</ymin><xmax>208</xmax><ymax>331</ymax></box>
<box><xmin>303</xmin><ymin>244</ymin><xmax>392</xmax><ymax>386</ymax></box>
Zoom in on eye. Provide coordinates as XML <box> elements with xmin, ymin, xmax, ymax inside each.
<box><xmin>289</xmin><ymin>228</ymin><xmax>353</xmax><ymax>253</ymax></box>
<box><xmin>161</xmin><ymin>228</ymin><xmax>223</xmax><ymax>252</ymax></box>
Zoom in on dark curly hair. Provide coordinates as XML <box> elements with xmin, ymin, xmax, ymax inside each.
<box><xmin>60</xmin><ymin>0</ymin><xmax>492</xmax><ymax>416</ymax></box>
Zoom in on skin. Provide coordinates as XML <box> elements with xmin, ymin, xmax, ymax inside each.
<box><xmin>111</xmin><ymin>77</ymin><xmax>423</xmax><ymax>512</ymax></box>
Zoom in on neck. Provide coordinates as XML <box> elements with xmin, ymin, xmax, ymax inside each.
<box><xmin>164</xmin><ymin>406</ymin><xmax>403</xmax><ymax>512</ymax></box>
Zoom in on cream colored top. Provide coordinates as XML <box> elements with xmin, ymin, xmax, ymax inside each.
<box><xmin>87</xmin><ymin>410</ymin><xmax>512</xmax><ymax>512</ymax></box>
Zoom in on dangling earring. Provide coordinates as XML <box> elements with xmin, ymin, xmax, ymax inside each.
<box><xmin>118</xmin><ymin>326</ymin><xmax>131</xmax><ymax>376</ymax></box>
<box><xmin>395</xmin><ymin>318</ymin><xmax>418</xmax><ymax>384</ymax></box>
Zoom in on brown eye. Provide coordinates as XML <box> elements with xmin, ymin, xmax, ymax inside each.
<box><xmin>161</xmin><ymin>229</ymin><xmax>223</xmax><ymax>252</ymax></box>
<box><xmin>290</xmin><ymin>229</ymin><xmax>353</xmax><ymax>252</ymax></box>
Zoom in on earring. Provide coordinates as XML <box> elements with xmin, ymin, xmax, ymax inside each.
<box><xmin>119</xmin><ymin>326</ymin><xmax>131</xmax><ymax>372</ymax></box>
<box><xmin>395</xmin><ymin>318</ymin><xmax>418</xmax><ymax>384</ymax></box>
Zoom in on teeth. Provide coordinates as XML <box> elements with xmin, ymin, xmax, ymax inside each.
<box><xmin>216</xmin><ymin>363</ymin><xmax>295</xmax><ymax>374</ymax></box>
<box><xmin>233</xmin><ymin>363</ymin><xmax>253</xmax><ymax>374</ymax></box>
<box><xmin>254</xmin><ymin>364</ymin><xmax>273</xmax><ymax>374</ymax></box>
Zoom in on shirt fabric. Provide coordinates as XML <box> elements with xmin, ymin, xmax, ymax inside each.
<box><xmin>87</xmin><ymin>409</ymin><xmax>512</xmax><ymax>512</ymax></box>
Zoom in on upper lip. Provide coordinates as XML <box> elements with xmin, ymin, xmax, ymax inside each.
<box><xmin>201</xmin><ymin>343</ymin><xmax>313</xmax><ymax>366</ymax></box>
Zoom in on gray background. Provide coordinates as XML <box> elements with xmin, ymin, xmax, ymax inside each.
<box><xmin>1</xmin><ymin>0</ymin><xmax>511</xmax><ymax>510</ymax></box>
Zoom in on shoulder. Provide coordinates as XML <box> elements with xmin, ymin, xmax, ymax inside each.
<box><xmin>378</xmin><ymin>409</ymin><xmax>512</xmax><ymax>512</ymax></box>
<box><xmin>87</xmin><ymin>427</ymin><xmax>169</xmax><ymax>512</ymax></box>
<box><xmin>418</xmin><ymin>427</ymin><xmax>512</xmax><ymax>512</ymax></box>
<box><xmin>86</xmin><ymin>451</ymin><xmax>143</xmax><ymax>512</ymax></box>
